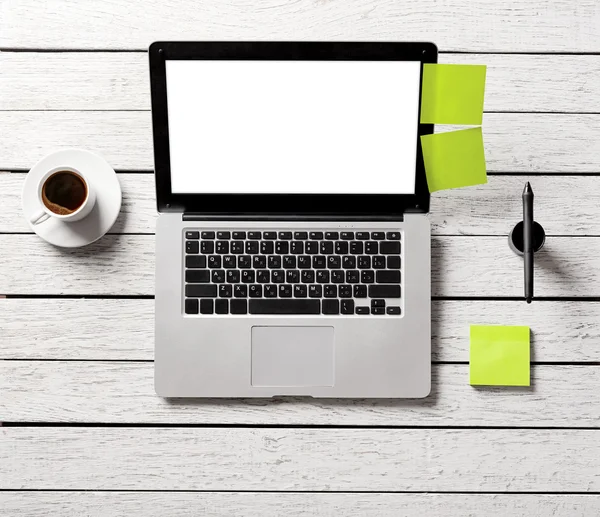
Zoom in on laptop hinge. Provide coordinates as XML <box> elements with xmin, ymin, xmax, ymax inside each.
<box><xmin>182</xmin><ymin>213</ymin><xmax>404</xmax><ymax>222</ymax></box>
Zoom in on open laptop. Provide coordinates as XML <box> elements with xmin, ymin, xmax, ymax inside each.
<box><xmin>150</xmin><ymin>42</ymin><xmax>435</xmax><ymax>398</ymax></box>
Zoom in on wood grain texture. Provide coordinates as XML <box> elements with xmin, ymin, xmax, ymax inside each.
<box><xmin>4</xmin><ymin>234</ymin><xmax>600</xmax><ymax>297</ymax></box>
<box><xmin>3</xmin><ymin>52</ymin><xmax>599</xmax><ymax>113</ymax></box>
<box><xmin>2</xmin><ymin>299</ymin><xmax>599</xmax><ymax>363</ymax></box>
<box><xmin>2</xmin><ymin>427</ymin><xmax>599</xmax><ymax>491</ymax></box>
<box><xmin>1</xmin><ymin>492</ymin><xmax>598</xmax><ymax>517</ymax></box>
<box><xmin>1</xmin><ymin>0</ymin><xmax>599</xmax><ymax>52</ymax></box>
<box><xmin>4</xmin><ymin>173</ymin><xmax>600</xmax><ymax>236</ymax></box>
<box><xmin>3</xmin><ymin>111</ymin><xmax>599</xmax><ymax>172</ymax></box>
<box><xmin>2</xmin><ymin>362</ymin><xmax>599</xmax><ymax>426</ymax></box>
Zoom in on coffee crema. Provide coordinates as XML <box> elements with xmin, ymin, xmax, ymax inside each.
<box><xmin>41</xmin><ymin>171</ymin><xmax>87</xmax><ymax>215</ymax></box>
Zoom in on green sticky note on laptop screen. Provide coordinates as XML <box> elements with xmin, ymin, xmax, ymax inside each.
<box><xmin>420</xmin><ymin>127</ymin><xmax>487</xmax><ymax>192</ymax></box>
<box><xmin>470</xmin><ymin>325</ymin><xmax>530</xmax><ymax>386</ymax></box>
<box><xmin>421</xmin><ymin>64</ymin><xmax>486</xmax><ymax>125</ymax></box>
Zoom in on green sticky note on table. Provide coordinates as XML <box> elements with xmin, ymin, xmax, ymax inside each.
<box><xmin>470</xmin><ymin>325</ymin><xmax>530</xmax><ymax>386</ymax></box>
<box><xmin>420</xmin><ymin>127</ymin><xmax>487</xmax><ymax>192</ymax></box>
<box><xmin>421</xmin><ymin>64</ymin><xmax>486</xmax><ymax>125</ymax></box>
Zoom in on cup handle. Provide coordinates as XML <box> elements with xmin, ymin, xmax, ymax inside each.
<box><xmin>30</xmin><ymin>210</ymin><xmax>50</xmax><ymax>225</ymax></box>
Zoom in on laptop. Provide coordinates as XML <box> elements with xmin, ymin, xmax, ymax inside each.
<box><xmin>150</xmin><ymin>42</ymin><xmax>435</xmax><ymax>398</ymax></box>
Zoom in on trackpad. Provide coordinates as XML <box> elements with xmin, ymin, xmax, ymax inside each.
<box><xmin>251</xmin><ymin>326</ymin><xmax>334</xmax><ymax>387</ymax></box>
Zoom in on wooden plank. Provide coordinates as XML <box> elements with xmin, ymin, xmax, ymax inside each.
<box><xmin>1</xmin><ymin>0</ymin><xmax>599</xmax><ymax>52</ymax></box>
<box><xmin>2</xmin><ymin>299</ymin><xmax>599</xmax><ymax>363</ymax></box>
<box><xmin>1</xmin><ymin>492</ymin><xmax>598</xmax><ymax>517</ymax></box>
<box><xmin>3</xmin><ymin>52</ymin><xmax>599</xmax><ymax>113</ymax></box>
<box><xmin>1</xmin><ymin>362</ymin><xmax>598</xmax><ymax>426</ymax></box>
<box><xmin>2</xmin><ymin>111</ymin><xmax>598</xmax><ymax>172</ymax></box>
<box><xmin>4</xmin><ymin>173</ymin><xmax>599</xmax><ymax>236</ymax></box>
<box><xmin>2</xmin><ymin>427</ymin><xmax>598</xmax><ymax>490</ymax></box>
<box><xmin>2</xmin><ymin>234</ymin><xmax>600</xmax><ymax>297</ymax></box>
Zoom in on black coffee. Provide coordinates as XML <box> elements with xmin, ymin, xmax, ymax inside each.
<box><xmin>42</xmin><ymin>171</ymin><xmax>87</xmax><ymax>215</ymax></box>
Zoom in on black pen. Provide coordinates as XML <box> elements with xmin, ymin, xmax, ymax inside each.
<box><xmin>523</xmin><ymin>182</ymin><xmax>534</xmax><ymax>303</ymax></box>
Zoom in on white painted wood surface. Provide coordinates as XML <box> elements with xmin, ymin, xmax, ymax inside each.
<box><xmin>2</xmin><ymin>111</ymin><xmax>600</xmax><ymax>172</ymax></box>
<box><xmin>1</xmin><ymin>493</ymin><xmax>599</xmax><ymax>517</ymax></box>
<box><xmin>3</xmin><ymin>52</ymin><xmax>599</xmax><ymax>112</ymax></box>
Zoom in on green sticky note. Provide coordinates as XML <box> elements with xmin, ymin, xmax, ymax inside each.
<box><xmin>421</xmin><ymin>64</ymin><xmax>486</xmax><ymax>125</ymax></box>
<box><xmin>420</xmin><ymin>127</ymin><xmax>487</xmax><ymax>192</ymax></box>
<box><xmin>470</xmin><ymin>325</ymin><xmax>530</xmax><ymax>386</ymax></box>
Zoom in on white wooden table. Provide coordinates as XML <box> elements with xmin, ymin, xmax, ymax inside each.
<box><xmin>1</xmin><ymin>2</ymin><xmax>600</xmax><ymax>515</ymax></box>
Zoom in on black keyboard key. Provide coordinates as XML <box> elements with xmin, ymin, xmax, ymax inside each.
<box><xmin>298</xmin><ymin>256</ymin><xmax>311</xmax><ymax>269</ymax></box>
<box><xmin>234</xmin><ymin>284</ymin><xmax>247</xmax><ymax>298</ymax></box>
<box><xmin>200</xmin><ymin>299</ymin><xmax>214</xmax><ymax>314</ymax></box>
<box><xmin>212</xmin><ymin>269</ymin><xmax>225</xmax><ymax>283</ymax></box>
<box><xmin>380</xmin><ymin>241</ymin><xmax>401</xmax><ymax>254</ymax></box>
<box><xmin>268</xmin><ymin>255</ymin><xmax>281</xmax><ymax>268</ymax></box>
<box><xmin>201</xmin><ymin>241</ymin><xmax>214</xmax><ymax>254</ymax></box>
<box><xmin>215</xmin><ymin>299</ymin><xmax>228</xmax><ymax>314</ymax></box>
<box><xmin>217</xmin><ymin>231</ymin><xmax>230</xmax><ymax>240</ymax></box>
<box><xmin>350</xmin><ymin>241</ymin><xmax>363</xmax><ymax>254</ymax></box>
<box><xmin>201</xmin><ymin>231</ymin><xmax>215</xmax><ymax>239</ymax></box>
<box><xmin>361</xmin><ymin>270</ymin><xmax>375</xmax><ymax>284</ymax></box>
<box><xmin>230</xmin><ymin>299</ymin><xmax>248</xmax><ymax>314</ymax></box>
<box><xmin>339</xmin><ymin>285</ymin><xmax>352</xmax><ymax>298</ymax></box>
<box><xmin>309</xmin><ymin>285</ymin><xmax>322</xmax><ymax>298</ymax></box>
<box><xmin>301</xmin><ymin>270</ymin><xmax>315</xmax><ymax>283</ymax></box>
<box><xmin>249</xmin><ymin>284</ymin><xmax>263</xmax><ymax>298</ymax></box>
<box><xmin>232</xmin><ymin>231</ymin><xmax>246</xmax><ymax>240</ymax></box>
<box><xmin>186</xmin><ymin>241</ymin><xmax>199</xmax><ymax>254</ymax></box>
<box><xmin>186</xmin><ymin>231</ymin><xmax>199</xmax><ymax>239</ymax></box>
<box><xmin>246</xmin><ymin>241</ymin><xmax>259</xmax><ymax>254</ymax></box>
<box><xmin>186</xmin><ymin>284</ymin><xmax>217</xmax><ymax>298</ymax></box>
<box><xmin>294</xmin><ymin>285</ymin><xmax>307</xmax><ymax>298</ymax></box>
<box><xmin>286</xmin><ymin>270</ymin><xmax>300</xmax><ymax>283</ymax></box>
<box><xmin>250</xmin><ymin>299</ymin><xmax>320</xmax><ymax>315</ymax></box>
<box><xmin>341</xmin><ymin>299</ymin><xmax>355</xmax><ymax>314</ymax></box>
<box><xmin>253</xmin><ymin>255</ymin><xmax>266</xmax><ymax>269</ymax></box>
<box><xmin>371</xmin><ymin>299</ymin><xmax>385</xmax><ymax>307</ymax></box>
<box><xmin>387</xmin><ymin>306</ymin><xmax>401</xmax><ymax>315</ymax></box>
<box><xmin>358</xmin><ymin>256</ymin><xmax>371</xmax><ymax>269</ymax></box>
<box><xmin>272</xmin><ymin>270</ymin><xmax>285</xmax><ymax>283</ymax></box>
<box><xmin>305</xmin><ymin>241</ymin><xmax>319</xmax><ymax>254</ymax></box>
<box><xmin>186</xmin><ymin>255</ymin><xmax>206</xmax><ymax>268</ymax></box>
<box><xmin>227</xmin><ymin>270</ymin><xmax>241</xmax><ymax>283</ymax></box>
<box><xmin>279</xmin><ymin>284</ymin><xmax>293</xmax><ymax>298</ymax></box>
<box><xmin>310</xmin><ymin>232</ymin><xmax>323</xmax><ymax>240</ymax></box>
<box><xmin>241</xmin><ymin>270</ymin><xmax>255</xmax><ymax>283</ymax></box>
<box><xmin>261</xmin><ymin>241</ymin><xmax>274</xmax><ymax>254</ymax></box>
<box><xmin>276</xmin><ymin>241</ymin><xmax>289</xmax><ymax>254</ymax></box>
<box><xmin>324</xmin><ymin>285</ymin><xmax>337</xmax><ymax>298</ymax></box>
<box><xmin>238</xmin><ymin>255</ymin><xmax>252</xmax><ymax>269</ymax></box>
<box><xmin>354</xmin><ymin>285</ymin><xmax>367</xmax><ymax>298</ymax></box>
<box><xmin>373</xmin><ymin>256</ymin><xmax>386</xmax><ymax>269</ymax></box>
<box><xmin>365</xmin><ymin>242</ymin><xmax>378</xmax><ymax>254</ymax></box>
<box><xmin>257</xmin><ymin>270</ymin><xmax>270</xmax><ymax>283</ymax></box>
<box><xmin>325</xmin><ymin>232</ymin><xmax>339</xmax><ymax>240</ymax></box>
<box><xmin>316</xmin><ymin>270</ymin><xmax>330</xmax><ymax>283</ymax></box>
<box><xmin>331</xmin><ymin>270</ymin><xmax>344</xmax><ymax>284</ymax></box>
<box><xmin>376</xmin><ymin>270</ymin><xmax>401</xmax><ymax>283</ymax></box>
<box><xmin>248</xmin><ymin>232</ymin><xmax>261</xmax><ymax>240</ymax></box>
<box><xmin>264</xmin><ymin>285</ymin><xmax>278</xmax><ymax>298</ymax></box>
<box><xmin>335</xmin><ymin>241</ymin><xmax>348</xmax><ymax>254</ymax></box>
<box><xmin>322</xmin><ymin>299</ymin><xmax>340</xmax><ymax>315</ymax></box>
<box><xmin>294</xmin><ymin>232</ymin><xmax>308</xmax><ymax>240</ymax></box>
<box><xmin>371</xmin><ymin>307</ymin><xmax>385</xmax><ymax>315</ymax></box>
<box><xmin>207</xmin><ymin>256</ymin><xmax>221</xmax><ymax>269</ymax></box>
<box><xmin>231</xmin><ymin>241</ymin><xmax>244</xmax><ymax>254</ymax></box>
<box><xmin>223</xmin><ymin>255</ymin><xmax>236</xmax><ymax>268</ymax></box>
<box><xmin>386</xmin><ymin>232</ymin><xmax>401</xmax><ymax>240</ymax></box>
<box><xmin>356</xmin><ymin>232</ymin><xmax>369</xmax><ymax>240</ymax></box>
<box><xmin>340</xmin><ymin>232</ymin><xmax>354</xmax><ymax>240</ymax></box>
<box><xmin>342</xmin><ymin>256</ymin><xmax>356</xmax><ymax>269</ymax></box>
<box><xmin>356</xmin><ymin>306</ymin><xmax>369</xmax><ymax>315</ymax></box>
<box><xmin>219</xmin><ymin>284</ymin><xmax>232</xmax><ymax>298</ymax></box>
<box><xmin>279</xmin><ymin>231</ymin><xmax>293</xmax><ymax>240</ymax></box>
<box><xmin>185</xmin><ymin>299</ymin><xmax>199</xmax><ymax>314</ymax></box>
<box><xmin>313</xmin><ymin>256</ymin><xmax>326</xmax><ymax>269</ymax></box>
<box><xmin>327</xmin><ymin>255</ymin><xmax>341</xmax><ymax>269</ymax></box>
<box><xmin>320</xmin><ymin>241</ymin><xmax>334</xmax><ymax>254</ymax></box>
<box><xmin>371</xmin><ymin>232</ymin><xmax>385</xmax><ymax>240</ymax></box>
<box><xmin>387</xmin><ymin>256</ymin><xmax>401</xmax><ymax>269</ymax></box>
<box><xmin>291</xmin><ymin>241</ymin><xmax>304</xmax><ymax>254</ymax></box>
<box><xmin>346</xmin><ymin>270</ymin><xmax>360</xmax><ymax>283</ymax></box>
<box><xmin>283</xmin><ymin>256</ymin><xmax>297</xmax><ymax>269</ymax></box>
<box><xmin>263</xmin><ymin>231</ymin><xmax>277</xmax><ymax>240</ymax></box>
<box><xmin>186</xmin><ymin>270</ymin><xmax>210</xmax><ymax>283</ymax></box>
<box><xmin>369</xmin><ymin>285</ymin><xmax>401</xmax><ymax>298</ymax></box>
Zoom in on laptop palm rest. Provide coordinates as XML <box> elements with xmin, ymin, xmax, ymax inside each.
<box><xmin>251</xmin><ymin>326</ymin><xmax>334</xmax><ymax>387</ymax></box>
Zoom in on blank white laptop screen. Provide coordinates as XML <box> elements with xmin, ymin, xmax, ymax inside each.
<box><xmin>165</xmin><ymin>60</ymin><xmax>421</xmax><ymax>194</ymax></box>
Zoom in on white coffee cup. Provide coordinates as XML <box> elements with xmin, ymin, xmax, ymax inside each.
<box><xmin>29</xmin><ymin>166</ymin><xmax>96</xmax><ymax>225</ymax></box>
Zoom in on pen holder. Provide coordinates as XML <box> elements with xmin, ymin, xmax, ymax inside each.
<box><xmin>508</xmin><ymin>221</ymin><xmax>546</xmax><ymax>255</ymax></box>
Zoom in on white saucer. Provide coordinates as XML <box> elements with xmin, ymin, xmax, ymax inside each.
<box><xmin>22</xmin><ymin>149</ymin><xmax>122</xmax><ymax>248</ymax></box>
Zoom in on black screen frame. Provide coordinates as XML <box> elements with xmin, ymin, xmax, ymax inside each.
<box><xmin>149</xmin><ymin>41</ymin><xmax>437</xmax><ymax>216</ymax></box>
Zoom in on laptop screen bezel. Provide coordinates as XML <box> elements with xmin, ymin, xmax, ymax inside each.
<box><xmin>149</xmin><ymin>41</ymin><xmax>436</xmax><ymax>216</ymax></box>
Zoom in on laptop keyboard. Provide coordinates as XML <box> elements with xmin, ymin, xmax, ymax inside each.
<box><xmin>183</xmin><ymin>230</ymin><xmax>402</xmax><ymax>316</ymax></box>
